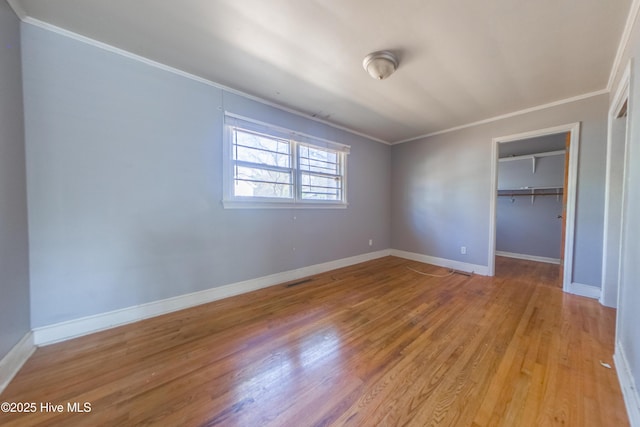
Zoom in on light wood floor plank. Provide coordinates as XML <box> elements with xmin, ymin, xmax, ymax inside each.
<box><xmin>0</xmin><ymin>256</ymin><xmax>628</xmax><ymax>426</ymax></box>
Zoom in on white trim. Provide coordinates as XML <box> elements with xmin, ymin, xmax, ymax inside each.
<box><xmin>392</xmin><ymin>91</ymin><xmax>606</xmax><ymax>145</ymax></box>
<box><xmin>559</xmin><ymin>124</ymin><xmax>579</xmax><ymax>296</ymax></box>
<box><xmin>607</xmin><ymin>0</ymin><xmax>640</xmax><ymax>91</ymax></box>
<box><xmin>32</xmin><ymin>250</ymin><xmax>391</xmax><ymax>346</ymax></box>
<box><xmin>222</xmin><ymin>200</ymin><xmax>348</xmax><ymax>210</ymax></box>
<box><xmin>615</xmin><ymin>343</ymin><xmax>640</xmax><ymax>426</ymax></box>
<box><xmin>21</xmin><ymin>18</ymin><xmax>390</xmax><ymax>146</ymax></box>
<box><xmin>602</xmin><ymin>61</ymin><xmax>631</xmax><ymax>308</ymax></box>
<box><xmin>566</xmin><ymin>282</ymin><xmax>601</xmax><ymax>300</ymax></box>
<box><xmin>616</xmin><ymin>59</ymin><xmax>635</xmax><ymax>349</ymax></box>
<box><xmin>612</xmin><ymin>63</ymin><xmax>632</xmax><ymax>122</ymax></box>
<box><xmin>222</xmin><ymin>116</ymin><xmax>349</xmax><ymax>208</ymax></box>
<box><xmin>488</xmin><ymin>123</ymin><xmax>580</xmax><ymax>292</ymax></box>
<box><xmin>488</xmin><ymin>123</ymin><xmax>580</xmax><ymax>144</ymax></box>
<box><xmin>225</xmin><ymin>112</ymin><xmax>351</xmax><ymax>153</ymax></box>
<box><xmin>495</xmin><ymin>251</ymin><xmax>560</xmax><ymax>265</ymax></box>
<box><xmin>0</xmin><ymin>332</ymin><xmax>36</xmax><ymax>394</ymax></box>
<box><xmin>489</xmin><ymin>135</ymin><xmax>499</xmax><ymax>276</ymax></box>
<box><xmin>390</xmin><ymin>249</ymin><xmax>489</xmax><ymax>276</ymax></box>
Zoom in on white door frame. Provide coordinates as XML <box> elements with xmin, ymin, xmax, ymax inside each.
<box><xmin>602</xmin><ymin>62</ymin><xmax>631</xmax><ymax>308</ymax></box>
<box><xmin>488</xmin><ymin>122</ymin><xmax>581</xmax><ymax>293</ymax></box>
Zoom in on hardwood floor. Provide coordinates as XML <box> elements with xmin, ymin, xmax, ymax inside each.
<box><xmin>0</xmin><ymin>256</ymin><xmax>627</xmax><ymax>426</ymax></box>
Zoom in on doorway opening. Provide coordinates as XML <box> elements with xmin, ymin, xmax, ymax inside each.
<box><xmin>488</xmin><ymin>123</ymin><xmax>581</xmax><ymax>293</ymax></box>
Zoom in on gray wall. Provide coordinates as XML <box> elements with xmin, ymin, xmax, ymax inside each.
<box><xmin>21</xmin><ymin>23</ymin><xmax>390</xmax><ymax>328</ymax></box>
<box><xmin>497</xmin><ymin>154</ymin><xmax>565</xmax><ymax>190</ymax></box>
<box><xmin>498</xmin><ymin>132</ymin><xmax>567</xmax><ymax>157</ymax></box>
<box><xmin>496</xmin><ymin>196</ymin><xmax>563</xmax><ymax>259</ymax></box>
<box><xmin>391</xmin><ymin>94</ymin><xmax>608</xmax><ymax>286</ymax></box>
<box><xmin>610</xmin><ymin>11</ymin><xmax>640</xmax><ymax>413</ymax></box>
<box><xmin>0</xmin><ymin>1</ymin><xmax>30</xmax><ymax>358</ymax></box>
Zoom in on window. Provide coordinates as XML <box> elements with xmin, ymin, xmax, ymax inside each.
<box><xmin>223</xmin><ymin>114</ymin><xmax>349</xmax><ymax>208</ymax></box>
<box><xmin>298</xmin><ymin>144</ymin><xmax>342</xmax><ymax>201</ymax></box>
<box><xmin>232</xmin><ymin>129</ymin><xmax>293</xmax><ymax>199</ymax></box>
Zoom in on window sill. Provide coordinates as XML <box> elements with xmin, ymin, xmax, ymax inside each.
<box><xmin>222</xmin><ymin>199</ymin><xmax>348</xmax><ymax>209</ymax></box>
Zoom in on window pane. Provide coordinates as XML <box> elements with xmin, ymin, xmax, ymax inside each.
<box><xmin>301</xmin><ymin>173</ymin><xmax>341</xmax><ymax>200</ymax></box>
<box><xmin>299</xmin><ymin>145</ymin><xmax>339</xmax><ymax>174</ymax></box>
<box><xmin>235</xmin><ymin>165</ymin><xmax>292</xmax><ymax>198</ymax></box>
<box><xmin>234</xmin><ymin>130</ymin><xmax>290</xmax><ymax>168</ymax></box>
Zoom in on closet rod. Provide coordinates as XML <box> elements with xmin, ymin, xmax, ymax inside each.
<box><xmin>497</xmin><ymin>193</ymin><xmax>562</xmax><ymax>197</ymax></box>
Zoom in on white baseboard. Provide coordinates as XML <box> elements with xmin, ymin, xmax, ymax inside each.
<box><xmin>390</xmin><ymin>249</ymin><xmax>489</xmax><ymax>276</ymax></box>
<box><xmin>566</xmin><ymin>282</ymin><xmax>601</xmax><ymax>300</ymax></box>
<box><xmin>32</xmin><ymin>250</ymin><xmax>392</xmax><ymax>346</ymax></box>
<box><xmin>495</xmin><ymin>252</ymin><xmax>600</xmax><ymax>300</ymax></box>
<box><xmin>0</xmin><ymin>332</ymin><xmax>36</xmax><ymax>395</ymax></box>
<box><xmin>495</xmin><ymin>251</ymin><xmax>561</xmax><ymax>265</ymax></box>
<box><xmin>615</xmin><ymin>343</ymin><xmax>640</xmax><ymax>426</ymax></box>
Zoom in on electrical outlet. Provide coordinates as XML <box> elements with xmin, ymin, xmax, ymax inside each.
<box><xmin>461</xmin><ymin>246</ymin><xmax>467</xmax><ymax>254</ymax></box>
<box><xmin>369</xmin><ymin>239</ymin><xmax>373</xmax><ymax>247</ymax></box>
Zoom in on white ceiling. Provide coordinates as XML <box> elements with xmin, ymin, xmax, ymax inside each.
<box><xmin>12</xmin><ymin>0</ymin><xmax>632</xmax><ymax>143</ymax></box>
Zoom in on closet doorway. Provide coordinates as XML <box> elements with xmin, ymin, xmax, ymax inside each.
<box><xmin>488</xmin><ymin>123</ymin><xmax>580</xmax><ymax>292</ymax></box>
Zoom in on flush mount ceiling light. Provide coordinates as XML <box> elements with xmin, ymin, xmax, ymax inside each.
<box><xmin>362</xmin><ymin>50</ymin><xmax>398</xmax><ymax>80</ymax></box>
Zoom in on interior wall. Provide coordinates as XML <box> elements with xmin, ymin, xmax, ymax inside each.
<box><xmin>610</xmin><ymin>7</ymin><xmax>640</xmax><ymax>417</ymax></box>
<box><xmin>21</xmin><ymin>23</ymin><xmax>391</xmax><ymax>328</ymax></box>
<box><xmin>601</xmin><ymin>112</ymin><xmax>627</xmax><ymax>307</ymax></box>
<box><xmin>618</xmin><ymin>86</ymin><xmax>640</xmax><ymax>420</ymax></box>
<box><xmin>391</xmin><ymin>93</ymin><xmax>608</xmax><ymax>286</ymax></box>
<box><xmin>0</xmin><ymin>1</ymin><xmax>31</xmax><ymax>359</ymax></box>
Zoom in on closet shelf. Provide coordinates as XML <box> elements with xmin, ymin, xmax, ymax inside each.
<box><xmin>498</xmin><ymin>186</ymin><xmax>563</xmax><ymax>191</ymax></box>
<box><xmin>499</xmin><ymin>150</ymin><xmax>565</xmax><ymax>173</ymax></box>
<box><xmin>498</xmin><ymin>192</ymin><xmax>563</xmax><ymax>197</ymax></box>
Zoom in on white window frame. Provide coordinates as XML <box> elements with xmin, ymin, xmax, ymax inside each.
<box><xmin>223</xmin><ymin>113</ymin><xmax>349</xmax><ymax>209</ymax></box>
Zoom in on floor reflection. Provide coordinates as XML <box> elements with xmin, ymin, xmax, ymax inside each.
<box><xmin>231</xmin><ymin>325</ymin><xmax>344</xmax><ymax>419</ymax></box>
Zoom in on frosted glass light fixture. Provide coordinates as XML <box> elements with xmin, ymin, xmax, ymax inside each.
<box><xmin>362</xmin><ymin>51</ymin><xmax>398</xmax><ymax>80</ymax></box>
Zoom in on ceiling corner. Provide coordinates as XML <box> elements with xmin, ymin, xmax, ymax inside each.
<box><xmin>607</xmin><ymin>0</ymin><xmax>640</xmax><ymax>91</ymax></box>
<box><xmin>7</xmin><ymin>0</ymin><xmax>26</xmax><ymax>20</ymax></box>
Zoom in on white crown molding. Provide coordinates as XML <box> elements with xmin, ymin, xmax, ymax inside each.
<box><xmin>392</xmin><ymin>89</ymin><xmax>608</xmax><ymax>144</ymax></box>
<box><xmin>32</xmin><ymin>250</ymin><xmax>392</xmax><ymax>346</ymax></box>
<box><xmin>0</xmin><ymin>332</ymin><xmax>35</xmax><ymax>394</ymax></box>
<box><xmin>607</xmin><ymin>0</ymin><xmax>640</xmax><ymax>91</ymax></box>
<box><xmin>21</xmin><ymin>18</ymin><xmax>391</xmax><ymax>146</ymax></box>
<box><xmin>390</xmin><ymin>249</ymin><xmax>489</xmax><ymax>276</ymax></box>
<box><xmin>614</xmin><ymin>344</ymin><xmax>640</xmax><ymax>426</ymax></box>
